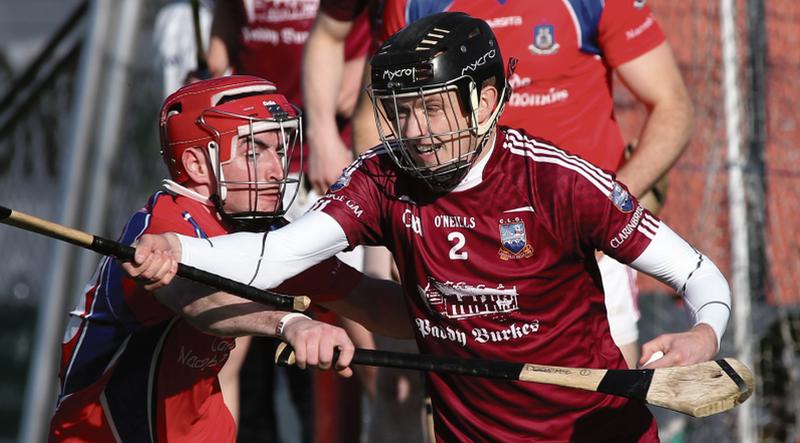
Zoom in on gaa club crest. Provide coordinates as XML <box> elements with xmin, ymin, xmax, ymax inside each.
<box><xmin>529</xmin><ymin>24</ymin><xmax>560</xmax><ymax>55</ymax></box>
<box><xmin>498</xmin><ymin>218</ymin><xmax>534</xmax><ymax>260</ymax></box>
<box><xmin>329</xmin><ymin>172</ymin><xmax>351</xmax><ymax>192</ymax></box>
<box><xmin>609</xmin><ymin>182</ymin><xmax>635</xmax><ymax>213</ymax></box>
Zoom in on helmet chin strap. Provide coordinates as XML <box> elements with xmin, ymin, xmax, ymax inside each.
<box><xmin>206</xmin><ymin>141</ymin><xmax>228</xmax><ymax>201</ymax></box>
<box><xmin>161</xmin><ymin>179</ymin><xmax>216</xmax><ymax>207</ymax></box>
<box><xmin>471</xmin><ymin>80</ymin><xmax>509</xmax><ymax>136</ymax></box>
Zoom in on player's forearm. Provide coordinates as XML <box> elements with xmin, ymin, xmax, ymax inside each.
<box><xmin>628</xmin><ymin>223</ymin><xmax>731</xmax><ymax>347</ymax></box>
<box><xmin>616</xmin><ymin>96</ymin><xmax>694</xmax><ymax>198</ymax></box>
<box><xmin>207</xmin><ymin>0</ymin><xmax>236</xmax><ymax>77</ymax></box>
<box><xmin>178</xmin><ymin>212</ymin><xmax>350</xmax><ymax>289</ymax></box>
<box><xmin>154</xmin><ymin>278</ymin><xmax>286</xmax><ymax>337</ymax></box>
<box><xmin>323</xmin><ymin>276</ymin><xmax>414</xmax><ymax>338</ymax></box>
<box><xmin>303</xmin><ymin>13</ymin><xmax>351</xmax><ymax>149</ymax></box>
<box><xmin>207</xmin><ymin>37</ymin><xmax>231</xmax><ymax>77</ymax></box>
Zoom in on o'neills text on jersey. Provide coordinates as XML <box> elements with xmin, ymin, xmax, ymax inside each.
<box><xmin>433</xmin><ymin>214</ymin><xmax>476</xmax><ymax>229</ymax></box>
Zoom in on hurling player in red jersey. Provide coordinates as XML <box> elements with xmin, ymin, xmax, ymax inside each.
<box><xmin>49</xmin><ymin>76</ymin><xmax>400</xmax><ymax>442</ymax></box>
<box><xmin>130</xmin><ymin>14</ymin><xmax>729</xmax><ymax>442</ymax></box>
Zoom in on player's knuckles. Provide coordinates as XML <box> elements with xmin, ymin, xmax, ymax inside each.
<box><xmin>337</xmin><ymin>347</ymin><xmax>355</xmax><ymax>368</ymax></box>
<box><xmin>293</xmin><ymin>347</ymin><xmax>308</xmax><ymax>369</ymax></box>
<box><xmin>293</xmin><ymin>326</ymin><xmax>322</xmax><ymax>344</ymax></box>
<box><xmin>305</xmin><ymin>349</ymin><xmax>320</xmax><ymax>367</ymax></box>
<box><xmin>666</xmin><ymin>351</ymin><xmax>684</xmax><ymax>363</ymax></box>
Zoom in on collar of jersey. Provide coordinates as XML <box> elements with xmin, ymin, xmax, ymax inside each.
<box><xmin>451</xmin><ymin>135</ymin><xmax>495</xmax><ymax>193</ymax></box>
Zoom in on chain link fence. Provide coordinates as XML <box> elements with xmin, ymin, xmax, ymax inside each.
<box><xmin>618</xmin><ymin>1</ymin><xmax>800</xmax><ymax>441</ymax></box>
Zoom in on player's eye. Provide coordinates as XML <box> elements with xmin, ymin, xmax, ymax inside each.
<box><xmin>424</xmin><ymin>98</ymin><xmax>444</xmax><ymax>114</ymax></box>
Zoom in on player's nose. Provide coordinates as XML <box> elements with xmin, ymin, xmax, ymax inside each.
<box><xmin>403</xmin><ymin>110</ymin><xmax>428</xmax><ymax>139</ymax></box>
<box><xmin>262</xmin><ymin>148</ymin><xmax>284</xmax><ymax>181</ymax></box>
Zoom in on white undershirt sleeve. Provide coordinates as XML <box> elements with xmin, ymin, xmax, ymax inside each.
<box><xmin>628</xmin><ymin>223</ymin><xmax>731</xmax><ymax>347</ymax></box>
<box><xmin>177</xmin><ymin>211</ymin><xmax>351</xmax><ymax>289</ymax></box>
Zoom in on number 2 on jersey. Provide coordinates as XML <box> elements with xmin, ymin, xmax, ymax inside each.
<box><xmin>448</xmin><ymin>231</ymin><xmax>468</xmax><ymax>260</ymax></box>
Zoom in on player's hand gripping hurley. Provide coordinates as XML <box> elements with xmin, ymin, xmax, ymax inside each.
<box><xmin>275</xmin><ymin>343</ymin><xmax>753</xmax><ymax>418</ymax></box>
<box><xmin>0</xmin><ymin>205</ymin><xmax>308</xmax><ymax>311</ymax></box>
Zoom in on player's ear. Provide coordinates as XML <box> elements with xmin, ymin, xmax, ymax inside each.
<box><xmin>477</xmin><ymin>84</ymin><xmax>499</xmax><ymax>124</ymax></box>
<box><xmin>182</xmin><ymin>146</ymin><xmax>212</xmax><ymax>185</ymax></box>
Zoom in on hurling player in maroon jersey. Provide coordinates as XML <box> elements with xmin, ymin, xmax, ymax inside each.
<box><xmin>130</xmin><ymin>14</ymin><xmax>730</xmax><ymax>442</ymax></box>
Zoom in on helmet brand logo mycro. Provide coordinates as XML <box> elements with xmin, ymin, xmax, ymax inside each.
<box><xmin>461</xmin><ymin>49</ymin><xmax>497</xmax><ymax>75</ymax></box>
<box><xmin>383</xmin><ymin>67</ymin><xmax>417</xmax><ymax>82</ymax></box>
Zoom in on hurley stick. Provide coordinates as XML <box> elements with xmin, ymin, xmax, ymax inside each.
<box><xmin>0</xmin><ymin>205</ymin><xmax>309</xmax><ymax>312</ymax></box>
<box><xmin>275</xmin><ymin>343</ymin><xmax>753</xmax><ymax>418</ymax></box>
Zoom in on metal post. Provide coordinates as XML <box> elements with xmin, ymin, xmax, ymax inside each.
<box><xmin>74</xmin><ymin>0</ymin><xmax>145</xmax><ymax>295</ymax></box>
<box><xmin>720</xmin><ymin>0</ymin><xmax>757</xmax><ymax>441</ymax></box>
<box><xmin>18</xmin><ymin>1</ymin><xmax>112</xmax><ymax>442</ymax></box>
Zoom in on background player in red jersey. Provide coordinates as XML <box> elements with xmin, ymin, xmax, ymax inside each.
<box><xmin>205</xmin><ymin>2</ymin><xmax>373</xmax><ymax>440</ymax></box>
<box><xmin>303</xmin><ymin>2</ymin><xmax>431</xmax><ymax>442</ymax></box>
<box><xmin>128</xmin><ymin>14</ymin><xmax>729</xmax><ymax>442</ymax></box>
<box><xmin>48</xmin><ymin>75</ymin><xmax>400</xmax><ymax>442</ymax></box>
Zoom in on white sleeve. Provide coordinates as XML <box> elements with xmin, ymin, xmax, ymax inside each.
<box><xmin>177</xmin><ymin>211</ymin><xmax>350</xmax><ymax>289</ymax></box>
<box><xmin>628</xmin><ymin>223</ymin><xmax>731</xmax><ymax>346</ymax></box>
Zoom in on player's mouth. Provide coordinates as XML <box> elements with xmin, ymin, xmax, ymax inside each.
<box><xmin>415</xmin><ymin>143</ymin><xmax>443</xmax><ymax>155</ymax></box>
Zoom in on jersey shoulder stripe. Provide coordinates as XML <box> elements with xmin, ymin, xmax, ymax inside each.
<box><xmin>342</xmin><ymin>144</ymin><xmax>390</xmax><ymax>177</ymax></box>
<box><xmin>639</xmin><ymin>212</ymin><xmax>661</xmax><ymax>237</ymax></box>
<box><xmin>504</xmin><ymin>128</ymin><xmax>614</xmax><ymax>195</ymax></box>
<box><xmin>565</xmin><ymin>0</ymin><xmax>605</xmax><ymax>54</ymax></box>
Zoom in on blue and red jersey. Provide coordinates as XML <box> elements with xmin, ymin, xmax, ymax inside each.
<box><xmin>50</xmin><ymin>192</ymin><xmax>361</xmax><ymax>442</ymax></box>
<box><xmin>381</xmin><ymin>0</ymin><xmax>666</xmax><ymax>172</ymax></box>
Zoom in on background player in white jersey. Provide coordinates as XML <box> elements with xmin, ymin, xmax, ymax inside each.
<box><xmin>127</xmin><ymin>13</ymin><xmax>731</xmax><ymax>441</ymax></box>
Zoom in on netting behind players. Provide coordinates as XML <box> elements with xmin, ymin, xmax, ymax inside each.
<box><xmin>619</xmin><ymin>1</ymin><xmax>800</xmax><ymax>441</ymax></box>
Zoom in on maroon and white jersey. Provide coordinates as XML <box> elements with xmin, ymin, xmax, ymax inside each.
<box><xmin>311</xmin><ymin>127</ymin><xmax>660</xmax><ymax>441</ymax></box>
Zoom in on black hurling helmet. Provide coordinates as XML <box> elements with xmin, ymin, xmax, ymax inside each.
<box><xmin>368</xmin><ymin>12</ymin><xmax>509</xmax><ymax>191</ymax></box>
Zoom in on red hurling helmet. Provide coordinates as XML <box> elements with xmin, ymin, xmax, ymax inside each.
<box><xmin>159</xmin><ymin>75</ymin><xmax>302</xmax><ymax>229</ymax></box>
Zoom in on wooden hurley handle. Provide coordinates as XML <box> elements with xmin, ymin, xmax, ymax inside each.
<box><xmin>274</xmin><ymin>340</ymin><xmax>754</xmax><ymax>418</ymax></box>
<box><xmin>0</xmin><ymin>205</ymin><xmax>309</xmax><ymax>312</ymax></box>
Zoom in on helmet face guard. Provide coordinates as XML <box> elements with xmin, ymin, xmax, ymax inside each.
<box><xmin>159</xmin><ymin>75</ymin><xmax>302</xmax><ymax>230</ymax></box>
<box><xmin>370</xmin><ymin>79</ymin><xmax>489</xmax><ymax>191</ymax></box>
<box><xmin>368</xmin><ymin>12</ymin><xmax>509</xmax><ymax>191</ymax></box>
<box><xmin>199</xmin><ymin>101</ymin><xmax>302</xmax><ymax>229</ymax></box>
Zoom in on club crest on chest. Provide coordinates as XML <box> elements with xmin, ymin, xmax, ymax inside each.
<box><xmin>529</xmin><ymin>24</ymin><xmax>560</xmax><ymax>55</ymax></box>
<box><xmin>498</xmin><ymin>217</ymin><xmax>534</xmax><ymax>260</ymax></box>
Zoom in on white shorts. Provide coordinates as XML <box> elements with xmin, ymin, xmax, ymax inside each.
<box><xmin>598</xmin><ymin>255</ymin><xmax>639</xmax><ymax>346</ymax></box>
<box><xmin>283</xmin><ymin>175</ymin><xmax>364</xmax><ymax>271</ymax></box>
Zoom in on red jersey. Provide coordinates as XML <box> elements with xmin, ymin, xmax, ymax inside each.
<box><xmin>228</xmin><ymin>0</ymin><xmax>371</xmax><ymax>171</ymax></box>
<box><xmin>320</xmin><ymin>0</ymin><xmax>385</xmax><ymax>46</ymax></box>
<box><xmin>381</xmin><ymin>0</ymin><xmax>665</xmax><ymax>172</ymax></box>
<box><xmin>230</xmin><ymin>0</ymin><xmax>366</xmax><ymax>107</ymax></box>
<box><xmin>50</xmin><ymin>192</ymin><xmax>360</xmax><ymax>442</ymax></box>
<box><xmin>310</xmin><ymin>127</ymin><xmax>661</xmax><ymax>441</ymax></box>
